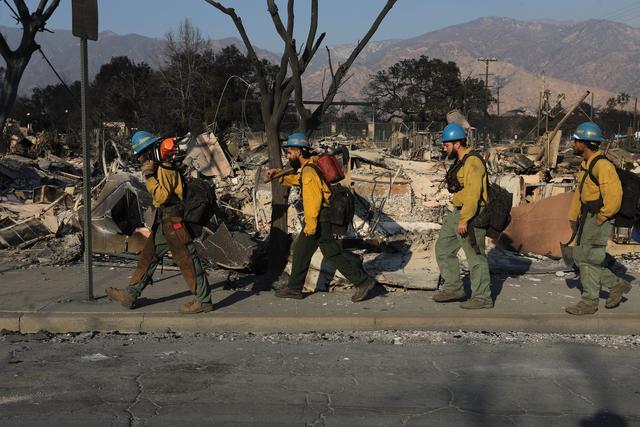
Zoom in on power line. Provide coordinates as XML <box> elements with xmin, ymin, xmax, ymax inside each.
<box><xmin>37</xmin><ymin>48</ymin><xmax>79</xmax><ymax>107</ymax></box>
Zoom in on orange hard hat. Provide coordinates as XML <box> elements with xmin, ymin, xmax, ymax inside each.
<box><xmin>159</xmin><ymin>137</ymin><xmax>176</xmax><ymax>161</ymax></box>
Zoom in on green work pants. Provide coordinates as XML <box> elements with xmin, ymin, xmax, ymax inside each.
<box><xmin>573</xmin><ymin>212</ymin><xmax>622</xmax><ymax>306</ymax></box>
<box><xmin>127</xmin><ymin>220</ymin><xmax>211</xmax><ymax>303</ymax></box>
<box><xmin>435</xmin><ymin>209</ymin><xmax>492</xmax><ymax>303</ymax></box>
<box><xmin>288</xmin><ymin>221</ymin><xmax>372</xmax><ymax>291</ymax></box>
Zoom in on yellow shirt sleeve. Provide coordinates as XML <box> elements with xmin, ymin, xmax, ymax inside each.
<box><xmin>593</xmin><ymin>160</ymin><xmax>622</xmax><ymax>220</ymax></box>
<box><xmin>146</xmin><ymin>164</ymin><xmax>183</xmax><ymax>208</ymax></box>
<box><xmin>458</xmin><ymin>156</ymin><xmax>485</xmax><ymax>224</ymax></box>
<box><xmin>301</xmin><ymin>167</ymin><xmax>324</xmax><ymax>235</ymax></box>
<box><xmin>280</xmin><ymin>173</ymin><xmax>301</xmax><ymax>187</ymax></box>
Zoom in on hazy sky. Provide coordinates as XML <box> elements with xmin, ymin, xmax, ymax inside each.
<box><xmin>1</xmin><ymin>0</ymin><xmax>639</xmax><ymax>51</ymax></box>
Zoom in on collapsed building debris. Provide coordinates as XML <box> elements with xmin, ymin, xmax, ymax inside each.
<box><xmin>4</xmin><ymin>105</ymin><xmax>640</xmax><ymax>292</ymax></box>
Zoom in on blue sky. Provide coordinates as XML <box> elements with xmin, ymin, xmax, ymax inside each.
<box><xmin>1</xmin><ymin>0</ymin><xmax>640</xmax><ymax>51</ymax></box>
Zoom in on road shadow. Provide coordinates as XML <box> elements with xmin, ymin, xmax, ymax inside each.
<box><xmin>580</xmin><ymin>411</ymin><xmax>629</xmax><ymax>426</ymax></box>
<box><xmin>564</xmin><ymin>253</ymin><xmax>634</xmax><ymax>306</ymax></box>
<box><xmin>486</xmin><ymin>246</ymin><xmax>533</xmax><ymax>303</ymax></box>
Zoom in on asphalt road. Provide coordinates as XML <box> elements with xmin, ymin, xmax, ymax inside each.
<box><xmin>1</xmin><ymin>331</ymin><xmax>639</xmax><ymax>426</ymax></box>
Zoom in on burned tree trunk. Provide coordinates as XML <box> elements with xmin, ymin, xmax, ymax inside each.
<box><xmin>205</xmin><ymin>0</ymin><xmax>397</xmax><ymax>283</ymax></box>
<box><xmin>0</xmin><ymin>0</ymin><xmax>61</xmax><ymax>134</ymax></box>
<box><xmin>0</xmin><ymin>56</ymin><xmax>30</xmax><ymax>132</ymax></box>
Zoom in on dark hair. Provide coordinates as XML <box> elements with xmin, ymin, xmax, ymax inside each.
<box><xmin>577</xmin><ymin>139</ymin><xmax>600</xmax><ymax>151</ymax></box>
<box><xmin>300</xmin><ymin>147</ymin><xmax>313</xmax><ymax>158</ymax></box>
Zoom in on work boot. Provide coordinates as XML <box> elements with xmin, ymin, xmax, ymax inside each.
<box><xmin>605</xmin><ymin>280</ymin><xmax>632</xmax><ymax>309</ymax></box>
<box><xmin>565</xmin><ymin>301</ymin><xmax>598</xmax><ymax>315</ymax></box>
<box><xmin>432</xmin><ymin>289</ymin><xmax>466</xmax><ymax>303</ymax></box>
<box><xmin>105</xmin><ymin>287</ymin><xmax>135</xmax><ymax>309</ymax></box>
<box><xmin>352</xmin><ymin>280</ymin><xmax>377</xmax><ymax>303</ymax></box>
<box><xmin>275</xmin><ymin>287</ymin><xmax>304</xmax><ymax>299</ymax></box>
<box><xmin>178</xmin><ymin>299</ymin><xmax>213</xmax><ymax>314</ymax></box>
<box><xmin>460</xmin><ymin>298</ymin><xmax>494</xmax><ymax>309</ymax></box>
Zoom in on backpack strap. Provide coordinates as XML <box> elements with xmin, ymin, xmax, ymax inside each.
<box><xmin>585</xmin><ymin>154</ymin><xmax>606</xmax><ymax>187</ymax></box>
<box><xmin>302</xmin><ymin>162</ymin><xmax>327</xmax><ymax>186</ymax></box>
<box><xmin>463</xmin><ymin>151</ymin><xmax>490</xmax><ymax>202</ymax></box>
<box><xmin>299</xmin><ymin>162</ymin><xmax>330</xmax><ymax>206</ymax></box>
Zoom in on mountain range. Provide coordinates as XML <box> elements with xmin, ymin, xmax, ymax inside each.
<box><xmin>2</xmin><ymin>16</ymin><xmax>638</xmax><ymax>114</ymax></box>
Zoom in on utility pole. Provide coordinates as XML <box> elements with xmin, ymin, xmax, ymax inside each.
<box><xmin>633</xmin><ymin>97</ymin><xmax>638</xmax><ymax>133</ymax></box>
<box><xmin>72</xmin><ymin>0</ymin><xmax>98</xmax><ymax>301</ymax></box>
<box><xmin>495</xmin><ymin>85</ymin><xmax>502</xmax><ymax>117</ymax></box>
<box><xmin>477</xmin><ymin>57</ymin><xmax>497</xmax><ymax>140</ymax></box>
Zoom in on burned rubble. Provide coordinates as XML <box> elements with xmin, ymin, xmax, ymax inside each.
<box><xmin>2</xmin><ymin>115</ymin><xmax>640</xmax><ymax>292</ymax></box>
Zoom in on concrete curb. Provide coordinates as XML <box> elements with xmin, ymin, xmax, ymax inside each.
<box><xmin>2</xmin><ymin>311</ymin><xmax>640</xmax><ymax>335</ymax></box>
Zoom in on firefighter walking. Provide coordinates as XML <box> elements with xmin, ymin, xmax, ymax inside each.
<box><xmin>566</xmin><ymin>122</ymin><xmax>631</xmax><ymax>315</ymax></box>
<box><xmin>433</xmin><ymin>123</ymin><xmax>493</xmax><ymax>309</ymax></box>
<box><xmin>266</xmin><ymin>132</ymin><xmax>377</xmax><ymax>302</ymax></box>
<box><xmin>105</xmin><ymin>131</ymin><xmax>213</xmax><ymax>314</ymax></box>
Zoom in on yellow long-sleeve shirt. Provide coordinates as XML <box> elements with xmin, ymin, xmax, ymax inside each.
<box><xmin>568</xmin><ymin>151</ymin><xmax>622</xmax><ymax>223</ymax></box>
<box><xmin>145</xmin><ymin>163</ymin><xmax>184</xmax><ymax>208</ymax></box>
<box><xmin>281</xmin><ymin>157</ymin><xmax>331</xmax><ymax>235</ymax></box>
<box><xmin>451</xmin><ymin>151</ymin><xmax>489</xmax><ymax>225</ymax></box>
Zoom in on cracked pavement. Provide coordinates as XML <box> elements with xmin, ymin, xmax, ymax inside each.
<box><xmin>0</xmin><ymin>331</ymin><xmax>639</xmax><ymax>425</ymax></box>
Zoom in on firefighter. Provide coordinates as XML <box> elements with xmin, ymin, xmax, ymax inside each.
<box><xmin>433</xmin><ymin>123</ymin><xmax>493</xmax><ymax>309</ymax></box>
<box><xmin>105</xmin><ymin>131</ymin><xmax>213</xmax><ymax>314</ymax></box>
<box><xmin>266</xmin><ymin>132</ymin><xmax>377</xmax><ymax>302</ymax></box>
<box><xmin>566</xmin><ymin>121</ymin><xmax>631</xmax><ymax>315</ymax></box>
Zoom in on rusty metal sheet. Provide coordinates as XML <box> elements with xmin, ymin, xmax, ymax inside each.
<box><xmin>497</xmin><ymin>191</ymin><xmax>574</xmax><ymax>258</ymax></box>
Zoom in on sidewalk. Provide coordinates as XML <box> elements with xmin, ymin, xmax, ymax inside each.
<box><xmin>0</xmin><ymin>261</ymin><xmax>638</xmax><ymax>335</ymax></box>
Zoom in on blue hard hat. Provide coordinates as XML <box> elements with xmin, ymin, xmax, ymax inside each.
<box><xmin>573</xmin><ymin>122</ymin><xmax>604</xmax><ymax>143</ymax></box>
<box><xmin>283</xmin><ymin>132</ymin><xmax>310</xmax><ymax>148</ymax></box>
<box><xmin>131</xmin><ymin>130</ymin><xmax>161</xmax><ymax>155</ymax></box>
<box><xmin>441</xmin><ymin>123</ymin><xmax>466</xmax><ymax>143</ymax></box>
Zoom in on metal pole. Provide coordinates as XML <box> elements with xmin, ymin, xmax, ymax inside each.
<box><xmin>633</xmin><ymin>97</ymin><xmax>638</xmax><ymax>133</ymax></box>
<box><xmin>80</xmin><ymin>37</ymin><xmax>93</xmax><ymax>300</ymax></box>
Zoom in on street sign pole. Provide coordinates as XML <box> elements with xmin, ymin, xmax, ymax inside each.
<box><xmin>72</xmin><ymin>0</ymin><xmax>98</xmax><ymax>301</ymax></box>
<box><xmin>80</xmin><ymin>37</ymin><xmax>93</xmax><ymax>300</ymax></box>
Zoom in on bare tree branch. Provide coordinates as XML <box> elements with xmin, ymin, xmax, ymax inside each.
<box><xmin>326</xmin><ymin>46</ymin><xmax>335</xmax><ymax>80</ymax></box>
<box><xmin>301</xmin><ymin>0</ymin><xmax>318</xmax><ymax>63</ymax></box>
<box><xmin>321</xmin><ymin>68</ymin><xmax>326</xmax><ymax>99</ymax></box>
<box><xmin>41</xmin><ymin>0</ymin><xmax>60</xmax><ymax>22</ymax></box>
<box><xmin>286</xmin><ymin>0</ymin><xmax>294</xmax><ymax>37</ymax></box>
<box><xmin>3</xmin><ymin>0</ymin><xmax>20</xmax><ymax>22</ymax></box>
<box><xmin>267</xmin><ymin>0</ymin><xmax>309</xmax><ymax>125</ymax></box>
<box><xmin>35</xmin><ymin>0</ymin><xmax>48</xmax><ymax>15</ymax></box>
<box><xmin>308</xmin><ymin>0</ymin><xmax>397</xmax><ymax>128</ymax></box>
<box><xmin>12</xmin><ymin>0</ymin><xmax>30</xmax><ymax>21</ymax></box>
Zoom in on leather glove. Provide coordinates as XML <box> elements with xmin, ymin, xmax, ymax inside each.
<box><xmin>141</xmin><ymin>160</ymin><xmax>155</xmax><ymax>178</ymax></box>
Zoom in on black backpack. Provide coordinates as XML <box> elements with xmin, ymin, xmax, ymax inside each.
<box><xmin>584</xmin><ymin>155</ymin><xmax>640</xmax><ymax>228</ymax></box>
<box><xmin>448</xmin><ymin>152</ymin><xmax>513</xmax><ymax>232</ymax></box>
<box><xmin>303</xmin><ymin>163</ymin><xmax>355</xmax><ymax>235</ymax></box>
<box><xmin>181</xmin><ymin>176</ymin><xmax>217</xmax><ymax>227</ymax></box>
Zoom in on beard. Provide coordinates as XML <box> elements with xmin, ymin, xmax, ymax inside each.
<box><xmin>447</xmin><ymin>148</ymin><xmax>458</xmax><ymax>160</ymax></box>
<box><xmin>289</xmin><ymin>157</ymin><xmax>301</xmax><ymax>170</ymax></box>
<box><xmin>573</xmin><ymin>144</ymin><xmax>583</xmax><ymax>155</ymax></box>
